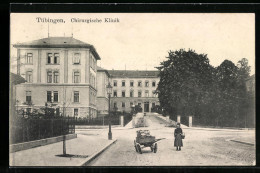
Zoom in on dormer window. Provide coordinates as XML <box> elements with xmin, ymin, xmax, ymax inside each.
<box><xmin>73</xmin><ymin>53</ymin><xmax>81</xmax><ymax>64</ymax></box>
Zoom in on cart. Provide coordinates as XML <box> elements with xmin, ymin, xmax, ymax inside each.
<box><xmin>134</xmin><ymin>130</ymin><xmax>165</xmax><ymax>154</ymax></box>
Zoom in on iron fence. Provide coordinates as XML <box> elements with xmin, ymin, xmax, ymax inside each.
<box><xmin>75</xmin><ymin>112</ymin><xmax>132</xmax><ymax>126</ymax></box>
<box><xmin>10</xmin><ymin>116</ymin><xmax>75</xmax><ymax>144</ymax></box>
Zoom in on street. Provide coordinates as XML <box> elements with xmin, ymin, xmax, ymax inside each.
<box><xmin>77</xmin><ymin>113</ymin><xmax>255</xmax><ymax>166</ymax></box>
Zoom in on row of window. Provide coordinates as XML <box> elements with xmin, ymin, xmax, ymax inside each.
<box><xmin>113</xmin><ymin>102</ymin><xmax>156</xmax><ymax>108</ymax></box>
<box><xmin>113</xmin><ymin>80</ymin><xmax>156</xmax><ymax>87</ymax></box>
<box><xmin>90</xmin><ymin>73</ymin><xmax>96</xmax><ymax>88</ymax></box>
<box><xmin>90</xmin><ymin>91</ymin><xmax>96</xmax><ymax>104</ymax></box>
<box><xmin>25</xmin><ymin>70</ymin><xmax>81</xmax><ymax>83</ymax></box>
<box><xmin>24</xmin><ymin>52</ymin><xmax>82</xmax><ymax>65</ymax></box>
<box><xmin>90</xmin><ymin>54</ymin><xmax>96</xmax><ymax>71</ymax></box>
<box><xmin>113</xmin><ymin>90</ymin><xmax>157</xmax><ymax>98</ymax></box>
<box><xmin>25</xmin><ymin>91</ymin><xmax>80</xmax><ymax>103</ymax></box>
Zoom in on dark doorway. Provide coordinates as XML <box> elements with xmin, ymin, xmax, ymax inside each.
<box><xmin>144</xmin><ymin>102</ymin><xmax>149</xmax><ymax>112</ymax></box>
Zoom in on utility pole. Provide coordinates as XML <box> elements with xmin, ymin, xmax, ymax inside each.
<box><xmin>63</xmin><ymin>86</ymin><xmax>66</xmax><ymax>155</ymax></box>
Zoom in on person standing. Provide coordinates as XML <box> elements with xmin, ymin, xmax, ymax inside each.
<box><xmin>174</xmin><ymin>123</ymin><xmax>183</xmax><ymax>151</ymax></box>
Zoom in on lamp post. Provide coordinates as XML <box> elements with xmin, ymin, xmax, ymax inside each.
<box><xmin>106</xmin><ymin>82</ymin><xmax>113</xmax><ymax>140</ymax></box>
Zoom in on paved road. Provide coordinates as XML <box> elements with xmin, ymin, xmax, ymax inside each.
<box><xmin>79</xmin><ymin>113</ymin><xmax>255</xmax><ymax>166</ymax></box>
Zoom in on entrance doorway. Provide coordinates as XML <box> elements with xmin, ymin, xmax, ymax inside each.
<box><xmin>144</xmin><ymin>102</ymin><xmax>149</xmax><ymax>112</ymax></box>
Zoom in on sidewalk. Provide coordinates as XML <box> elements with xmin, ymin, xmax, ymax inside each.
<box><xmin>10</xmin><ymin>134</ymin><xmax>117</xmax><ymax>166</ymax></box>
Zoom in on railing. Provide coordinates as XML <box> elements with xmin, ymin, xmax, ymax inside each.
<box><xmin>74</xmin><ymin>112</ymin><xmax>132</xmax><ymax>126</ymax></box>
<box><xmin>10</xmin><ymin>116</ymin><xmax>75</xmax><ymax>144</ymax></box>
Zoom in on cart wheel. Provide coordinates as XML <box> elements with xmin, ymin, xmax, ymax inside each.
<box><xmin>134</xmin><ymin>140</ymin><xmax>138</xmax><ymax>152</ymax></box>
<box><xmin>150</xmin><ymin>146</ymin><xmax>153</xmax><ymax>152</ymax></box>
<box><xmin>153</xmin><ymin>143</ymin><xmax>158</xmax><ymax>153</ymax></box>
<box><xmin>137</xmin><ymin>144</ymin><xmax>142</xmax><ymax>154</ymax></box>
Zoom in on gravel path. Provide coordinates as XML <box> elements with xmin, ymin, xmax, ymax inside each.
<box><xmin>88</xmin><ymin>113</ymin><xmax>255</xmax><ymax>166</ymax></box>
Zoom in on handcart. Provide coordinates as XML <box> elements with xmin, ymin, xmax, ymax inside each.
<box><xmin>134</xmin><ymin>130</ymin><xmax>165</xmax><ymax>154</ymax></box>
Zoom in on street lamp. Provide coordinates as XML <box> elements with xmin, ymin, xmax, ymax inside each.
<box><xmin>106</xmin><ymin>82</ymin><xmax>113</xmax><ymax>140</ymax></box>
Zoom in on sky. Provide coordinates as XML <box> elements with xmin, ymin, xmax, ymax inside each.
<box><xmin>10</xmin><ymin>13</ymin><xmax>255</xmax><ymax>75</ymax></box>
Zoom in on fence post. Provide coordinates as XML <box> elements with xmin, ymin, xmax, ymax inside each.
<box><xmin>177</xmin><ymin>115</ymin><xmax>181</xmax><ymax>124</ymax></box>
<box><xmin>38</xmin><ymin>118</ymin><xmax>41</xmax><ymax>139</ymax></box>
<box><xmin>51</xmin><ymin>119</ymin><xmax>54</xmax><ymax>137</ymax></box>
<box><xmin>22</xmin><ymin>119</ymin><xmax>25</xmax><ymax>142</ymax></box>
<box><xmin>120</xmin><ymin>115</ymin><xmax>124</xmax><ymax>127</ymax></box>
<box><xmin>189</xmin><ymin>116</ymin><xmax>193</xmax><ymax>127</ymax></box>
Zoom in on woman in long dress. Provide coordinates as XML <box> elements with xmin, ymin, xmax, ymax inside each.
<box><xmin>174</xmin><ymin>123</ymin><xmax>183</xmax><ymax>151</ymax></box>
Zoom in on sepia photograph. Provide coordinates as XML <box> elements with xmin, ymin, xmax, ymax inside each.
<box><xmin>9</xmin><ymin>13</ymin><xmax>255</xmax><ymax>166</ymax></box>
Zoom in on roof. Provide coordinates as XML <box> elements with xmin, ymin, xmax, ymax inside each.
<box><xmin>97</xmin><ymin>66</ymin><xmax>110</xmax><ymax>77</ymax></box>
<box><xmin>13</xmin><ymin>37</ymin><xmax>101</xmax><ymax>60</ymax></box>
<box><xmin>10</xmin><ymin>73</ymin><xmax>26</xmax><ymax>85</ymax></box>
<box><xmin>108</xmin><ymin>70</ymin><xmax>160</xmax><ymax>78</ymax></box>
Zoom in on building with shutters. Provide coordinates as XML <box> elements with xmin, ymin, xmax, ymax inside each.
<box><xmin>13</xmin><ymin>37</ymin><xmax>100</xmax><ymax>118</ymax></box>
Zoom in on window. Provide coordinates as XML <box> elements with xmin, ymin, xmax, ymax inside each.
<box><xmin>130</xmin><ymin>102</ymin><xmax>133</xmax><ymax>107</ymax></box>
<box><xmin>113</xmin><ymin>91</ymin><xmax>117</xmax><ymax>97</ymax></box>
<box><xmin>74</xmin><ymin>108</ymin><xmax>79</xmax><ymax>116</ymax></box>
<box><xmin>114</xmin><ymin>102</ymin><xmax>117</xmax><ymax>108</ymax></box>
<box><xmin>152</xmin><ymin>81</ymin><xmax>156</xmax><ymax>87</ymax></box>
<box><xmin>53</xmin><ymin>71</ymin><xmax>59</xmax><ymax>83</ymax></box>
<box><xmin>113</xmin><ymin>81</ymin><xmax>117</xmax><ymax>87</ymax></box>
<box><xmin>145</xmin><ymin>90</ymin><xmax>149</xmax><ymax>97</ymax></box>
<box><xmin>73</xmin><ymin>53</ymin><xmax>80</xmax><ymax>64</ymax></box>
<box><xmin>26</xmin><ymin>71</ymin><xmax>33</xmax><ymax>83</ymax></box>
<box><xmin>47</xmin><ymin>53</ymin><xmax>59</xmax><ymax>64</ymax></box>
<box><xmin>122</xmin><ymin>102</ymin><xmax>125</xmax><ymax>108</ymax></box>
<box><xmin>26</xmin><ymin>91</ymin><xmax>31</xmax><ymax>103</ymax></box>
<box><xmin>130</xmin><ymin>81</ymin><xmax>134</xmax><ymax>87</ymax></box>
<box><xmin>130</xmin><ymin>90</ymin><xmax>134</xmax><ymax>97</ymax></box>
<box><xmin>138</xmin><ymin>81</ymin><xmax>142</xmax><ymax>87</ymax></box>
<box><xmin>74</xmin><ymin>71</ymin><xmax>80</xmax><ymax>83</ymax></box>
<box><xmin>145</xmin><ymin>81</ymin><xmax>149</xmax><ymax>87</ymax></box>
<box><xmin>26</xmin><ymin>53</ymin><xmax>33</xmax><ymax>64</ymax></box>
<box><xmin>122</xmin><ymin>91</ymin><xmax>125</xmax><ymax>97</ymax></box>
<box><xmin>47</xmin><ymin>53</ymin><xmax>52</xmax><ymax>64</ymax></box>
<box><xmin>153</xmin><ymin>90</ymin><xmax>157</xmax><ymax>97</ymax></box>
<box><xmin>138</xmin><ymin>91</ymin><xmax>142</xmax><ymax>97</ymax></box>
<box><xmin>122</xmin><ymin>80</ymin><xmax>125</xmax><ymax>87</ymax></box>
<box><xmin>47</xmin><ymin>71</ymin><xmax>52</xmax><ymax>83</ymax></box>
<box><xmin>54</xmin><ymin>53</ymin><xmax>59</xmax><ymax>64</ymax></box>
<box><xmin>138</xmin><ymin>103</ymin><xmax>141</xmax><ymax>107</ymax></box>
<box><xmin>152</xmin><ymin>103</ymin><xmax>156</xmax><ymax>108</ymax></box>
<box><xmin>47</xmin><ymin>91</ymin><xmax>52</xmax><ymax>102</ymax></box>
<box><xmin>74</xmin><ymin>91</ymin><xmax>79</xmax><ymax>102</ymax></box>
<box><xmin>53</xmin><ymin>91</ymin><xmax>58</xmax><ymax>102</ymax></box>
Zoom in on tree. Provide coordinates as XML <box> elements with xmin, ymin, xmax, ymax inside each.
<box><xmin>156</xmin><ymin>49</ymin><xmax>215</xmax><ymax>121</ymax></box>
<box><xmin>215</xmin><ymin>59</ymin><xmax>251</xmax><ymax>127</ymax></box>
<box><xmin>215</xmin><ymin>60</ymin><xmax>240</xmax><ymax>126</ymax></box>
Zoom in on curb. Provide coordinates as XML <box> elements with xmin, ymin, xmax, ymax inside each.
<box><xmin>77</xmin><ymin>139</ymin><xmax>117</xmax><ymax>166</ymax></box>
<box><xmin>230</xmin><ymin>140</ymin><xmax>254</xmax><ymax>146</ymax></box>
<box><xmin>183</xmin><ymin>127</ymin><xmax>254</xmax><ymax>132</ymax></box>
<box><xmin>10</xmin><ymin>134</ymin><xmax>77</xmax><ymax>153</ymax></box>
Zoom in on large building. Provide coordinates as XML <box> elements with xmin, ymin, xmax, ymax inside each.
<box><xmin>108</xmin><ymin>70</ymin><xmax>160</xmax><ymax>113</ymax></box>
<box><xmin>96</xmin><ymin>66</ymin><xmax>110</xmax><ymax>116</ymax></box>
<box><xmin>14</xmin><ymin>37</ymin><xmax>100</xmax><ymax>118</ymax></box>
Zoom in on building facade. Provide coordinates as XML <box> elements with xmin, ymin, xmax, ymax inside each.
<box><xmin>96</xmin><ymin>66</ymin><xmax>110</xmax><ymax>116</ymax></box>
<box><xmin>108</xmin><ymin>70</ymin><xmax>160</xmax><ymax>113</ymax></box>
<box><xmin>14</xmin><ymin>37</ymin><xmax>100</xmax><ymax>118</ymax></box>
